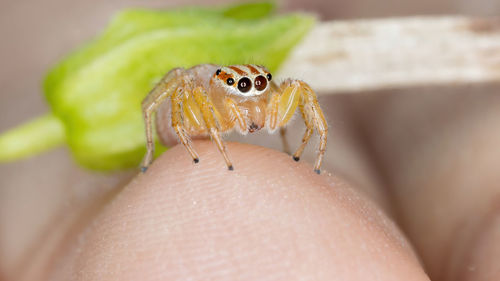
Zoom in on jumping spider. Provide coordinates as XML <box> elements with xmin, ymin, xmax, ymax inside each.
<box><xmin>141</xmin><ymin>64</ymin><xmax>328</xmax><ymax>174</ymax></box>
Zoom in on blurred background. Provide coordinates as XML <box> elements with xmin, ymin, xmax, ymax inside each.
<box><xmin>1</xmin><ymin>0</ymin><xmax>500</xmax><ymax>133</ymax></box>
<box><xmin>1</xmin><ymin>0</ymin><xmax>500</xmax><ymax>281</ymax></box>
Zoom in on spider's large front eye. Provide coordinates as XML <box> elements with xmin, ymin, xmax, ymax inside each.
<box><xmin>237</xmin><ymin>77</ymin><xmax>252</xmax><ymax>93</ymax></box>
<box><xmin>254</xmin><ymin>75</ymin><xmax>267</xmax><ymax>91</ymax></box>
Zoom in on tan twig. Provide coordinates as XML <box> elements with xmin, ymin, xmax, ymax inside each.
<box><xmin>280</xmin><ymin>16</ymin><xmax>500</xmax><ymax>94</ymax></box>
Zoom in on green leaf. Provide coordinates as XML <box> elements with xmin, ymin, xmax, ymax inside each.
<box><xmin>222</xmin><ymin>1</ymin><xmax>275</xmax><ymax>19</ymax></box>
<box><xmin>0</xmin><ymin>2</ymin><xmax>314</xmax><ymax>171</ymax></box>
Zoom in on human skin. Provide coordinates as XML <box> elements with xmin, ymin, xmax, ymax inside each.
<box><xmin>46</xmin><ymin>141</ymin><xmax>429</xmax><ymax>280</ymax></box>
<box><xmin>353</xmin><ymin>87</ymin><xmax>500</xmax><ymax>281</ymax></box>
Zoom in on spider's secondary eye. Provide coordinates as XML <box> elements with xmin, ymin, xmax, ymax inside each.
<box><xmin>226</xmin><ymin>78</ymin><xmax>235</xmax><ymax>85</ymax></box>
<box><xmin>266</xmin><ymin>73</ymin><xmax>272</xmax><ymax>81</ymax></box>
<box><xmin>237</xmin><ymin>77</ymin><xmax>252</xmax><ymax>93</ymax></box>
<box><xmin>216</xmin><ymin>69</ymin><xmax>221</xmax><ymax>75</ymax></box>
<box><xmin>254</xmin><ymin>75</ymin><xmax>267</xmax><ymax>91</ymax></box>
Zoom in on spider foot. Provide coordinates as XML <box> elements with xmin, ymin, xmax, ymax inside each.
<box><xmin>141</xmin><ymin>166</ymin><xmax>148</xmax><ymax>173</ymax></box>
<box><xmin>293</xmin><ymin>156</ymin><xmax>300</xmax><ymax>162</ymax></box>
<box><xmin>193</xmin><ymin>158</ymin><xmax>200</xmax><ymax>164</ymax></box>
<box><xmin>314</xmin><ymin>169</ymin><xmax>321</xmax><ymax>175</ymax></box>
<box><xmin>228</xmin><ymin>165</ymin><xmax>234</xmax><ymax>171</ymax></box>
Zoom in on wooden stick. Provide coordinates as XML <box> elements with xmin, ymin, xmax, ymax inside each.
<box><xmin>279</xmin><ymin>16</ymin><xmax>500</xmax><ymax>94</ymax></box>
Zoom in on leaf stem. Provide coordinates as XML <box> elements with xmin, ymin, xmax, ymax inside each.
<box><xmin>0</xmin><ymin>113</ymin><xmax>65</xmax><ymax>162</ymax></box>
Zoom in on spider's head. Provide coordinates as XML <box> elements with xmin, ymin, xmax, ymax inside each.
<box><xmin>211</xmin><ymin>64</ymin><xmax>272</xmax><ymax>97</ymax></box>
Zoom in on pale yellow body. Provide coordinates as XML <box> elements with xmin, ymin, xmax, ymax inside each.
<box><xmin>141</xmin><ymin>64</ymin><xmax>327</xmax><ymax>174</ymax></box>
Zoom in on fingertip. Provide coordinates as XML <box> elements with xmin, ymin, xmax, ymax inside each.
<box><xmin>62</xmin><ymin>141</ymin><xmax>428</xmax><ymax>281</ymax></box>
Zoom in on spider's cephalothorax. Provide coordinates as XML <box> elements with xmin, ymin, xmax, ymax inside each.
<box><xmin>209</xmin><ymin>64</ymin><xmax>273</xmax><ymax>133</ymax></box>
<box><xmin>141</xmin><ymin>64</ymin><xmax>327</xmax><ymax>174</ymax></box>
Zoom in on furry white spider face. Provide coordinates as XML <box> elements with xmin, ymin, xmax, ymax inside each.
<box><xmin>211</xmin><ymin>64</ymin><xmax>273</xmax><ymax>97</ymax></box>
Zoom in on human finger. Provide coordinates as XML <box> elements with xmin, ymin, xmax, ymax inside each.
<box><xmin>48</xmin><ymin>141</ymin><xmax>430</xmax><ymax>280</ymax></box>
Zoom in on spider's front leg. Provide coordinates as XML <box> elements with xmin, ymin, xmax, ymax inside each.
<box><xmin>268</xmin><ymin>80</ymin><xmax>328</xmax><ymax>174</ymax></box>
<box><xmin>141</xmin><ymin>68</ymin><xmax>183</xmax><ymax>172</ymax></box>
<box><xmin>192</xmin><ymin>86</ymin><xmax>234</xmax><ymax>170</ymax></box>
<box><xmin>170</xmin><ymin>86</ymin><xmax>201</xmax><ymax>164</ymax></box>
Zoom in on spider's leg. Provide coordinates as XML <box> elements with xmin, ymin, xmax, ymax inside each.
<box><xmin>297</xmin><ymin>81</ymin><xmax>327</xmax><ymax>174</ymax></box>
<box><xmin>273</xmin><ymin>80</ymin><xmax>327</xmax><ymax>174</ymax></box>
<box><xmin>141</xmin><ymin>68</ymin><xmax>183</xmax><ymax>172</ymax></box>
<box><xmin>280</xmin><ymin>127</ymin><xmax>291</xmax><ymax>155</ymax></box>
<box><xmin>292</xmin><ymin>101</ymin><xmax>313</xmax><ymax>162</ymax></box>
<box><xmin>267</xmin><ymin>81</ymin><xmax>297</xmax><ymax>154</ymax></box>
<box><xmin>171</xmin><ymin>87</ymin><xmax>201</xmax><ymax>163</ymax></box>
<box><xmin>192</xmin><ymin>86</ymin><xmax>234</xmax><ymax>170</ymax></box>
